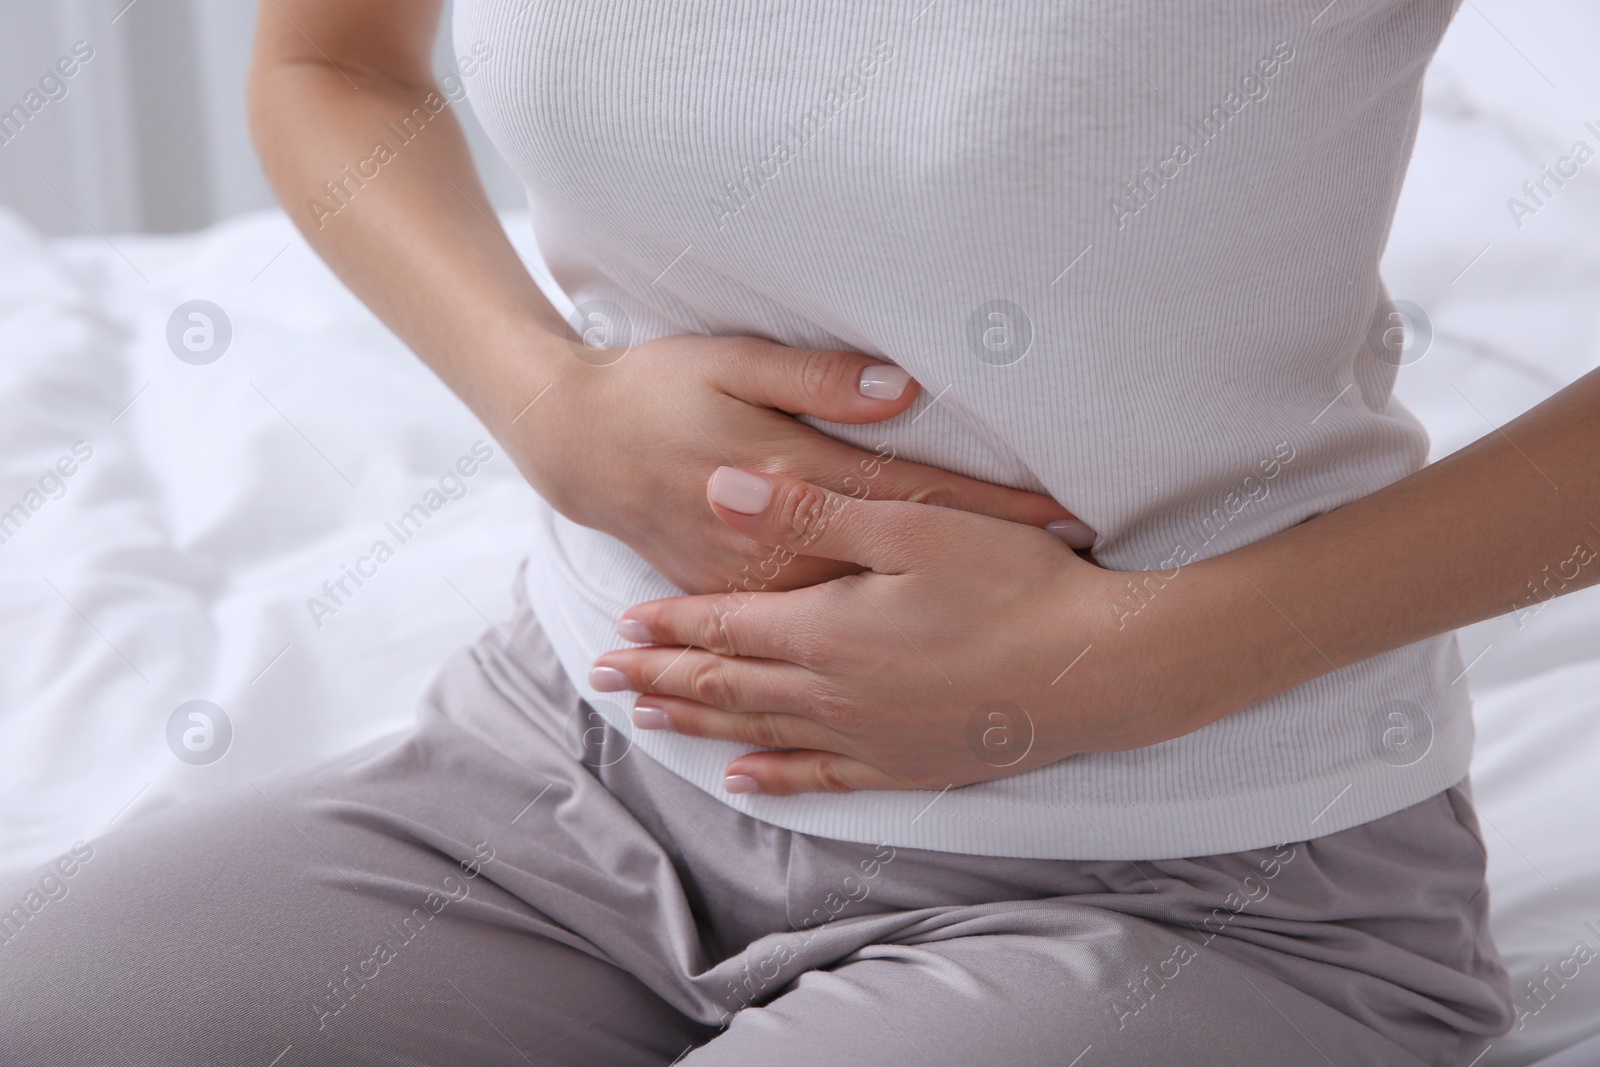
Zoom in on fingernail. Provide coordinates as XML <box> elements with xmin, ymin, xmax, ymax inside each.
<box><xmin>616</xmin><ymin>618</ymin><xmax>653</xmax><ymax>644</ymax></box>
<box><xmin>724</xmin><ymin>773</ymin><xmax>760</xmax><ymax>794</ymax></box>
<box><xmin>858</xmin><ymin>363</ymin><xmax>910</xmax><ymax>401</ymax></box>
<box><xmin>632</xmin><ymin>705</ymin><xmax>671</xmax><ymax>730</ymax></box>
<box><xmin>1046</xmin><ymin>519</ymin><xmax>1097</xmax><ymax>550</ymax></box>
<box><xmin>708</xmin><ymin>467</ymin><xmax>772</xmax><ymax>514</ymax></box>
<box><xmin>588</xmin><ymin>666</ymin><xmax>630</xmax><ymax>692</ymax></box>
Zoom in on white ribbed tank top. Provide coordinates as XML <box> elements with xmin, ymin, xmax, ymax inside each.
<box><xmin>454</xmin><ymin>0</ymin><xmax>1471</xmax><ymax>859</ymax></box>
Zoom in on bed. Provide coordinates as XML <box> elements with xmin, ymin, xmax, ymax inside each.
<box><xmin>2</xmin><ymin>9</ymin><xmax>1597</xmax><ymax>1064</ymax></box>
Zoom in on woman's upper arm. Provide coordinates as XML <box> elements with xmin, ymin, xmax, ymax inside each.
<box><xmin>249</xmin><ymin>0</ymin><xmax>445</xmax><ymax>90</ymax></box>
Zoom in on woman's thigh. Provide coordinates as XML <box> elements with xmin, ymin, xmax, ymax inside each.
<box><xmin>679</xmin><ymin>781</ymin><xmax>1512</xmax><ymax>1067</ymax></box>
<box><xmin>688</xmin><ymin>923</ymin><xmax>1423</xmax><ymax>1067</ymax></box>
<box><xmin>0</xmin><ymin>718</ymin><xmax>716</xmax><ymax>1067</ymax></box>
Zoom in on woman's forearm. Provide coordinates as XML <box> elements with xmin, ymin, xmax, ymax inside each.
<box><xmin>246</xmin><ymin>0</ymin><xmax>570</xmax><ymax>434</ymax></box>
<box><xmin>1192</xmin><ymin>365</ymin><xmax>1600</xmax><ymax>715</ymax></box>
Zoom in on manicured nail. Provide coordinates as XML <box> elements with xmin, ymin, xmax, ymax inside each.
<box><xmin>724</xmin><ymin>774</ymin><xmax>760</xmax><ymax>794</ymax></box>
<box><xmin>708</xmin><ymin>467</ymin><xmax>772</xmax><ymax>514</ymax></box>
<box><xmin>616</xmin><ymin>618</ymin><xmax>653</xmax><ymax>644</ymax></box>
<box><xmin>1046</xmin><ymin>519</ymin><xmax>1097</xmax><ymax>550</ymax></box>
<box><xmin>632</xmin><ymin>706</ymin><xmax>671</xmax><ymax>730</ymax></box>
<box><xmin>858</xmin><ymin>363</ymin><xmax>910</xmax><ymax>401</ymax></box>
<box><xmin>588</xmin><ymin>666</ymin><xmax>630</xmax><ymax>692</ymax></box>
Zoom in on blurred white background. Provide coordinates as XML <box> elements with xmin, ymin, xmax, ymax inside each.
<box><xmin>0</xmin><ymin>0</ymin><xmax>524</xmax><ymax>234</ymax></box>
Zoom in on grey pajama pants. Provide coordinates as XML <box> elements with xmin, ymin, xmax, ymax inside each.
<box><xmin>0</xmin><ymin>570</ymin><xmax>1514</xmax><ymax>1066</ymax></box>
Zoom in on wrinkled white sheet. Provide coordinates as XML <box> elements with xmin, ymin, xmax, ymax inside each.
<box><xmin>0</xmin><ymin>207</ymin><xmax>549</xmax><ymax>872</ymax></box>
<box><xmin>1</xmin><ymin>3</ymin><xmax>1597</xmax><ymax>1062</ymax></box>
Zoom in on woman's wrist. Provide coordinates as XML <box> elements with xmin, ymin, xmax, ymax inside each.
<box><xmin>1177</xmin><ymin>553</ymin><xmax>1330</xmax><ymax>725</ymax></box>
<box><xmin>460</xmin><ymin>323</ymin><xmax>577</xmax><ymax>438</ymax></box>
<box><xmin>1072</xmin><ymin>554</ymin><xmax>1312</xmax><ymax>748</ymax></box>
<box><xmin>408</xmin><ymin>288</ymin><xmax>581</xmax><ymax>441</ymax></box>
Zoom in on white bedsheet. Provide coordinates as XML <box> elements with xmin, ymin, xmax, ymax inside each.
<box><xmin>1</xmin><ymin>4</ymin><xmax>1598</xmax><ymax>1062</ymax></box>
<box><xmin>0</xmin><ymin>207</ymin><xmax>549</xmax><ymax>870</ymax></box>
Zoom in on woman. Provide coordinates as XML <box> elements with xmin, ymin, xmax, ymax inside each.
<box><xmin>5</xmin><ymin>0</ymin><xmax>1597</xmax><ymax>1063</ymax></box>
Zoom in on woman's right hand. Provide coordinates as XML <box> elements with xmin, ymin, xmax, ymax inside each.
<box><xmin>506</xmin><ymin>333</ymin><xmax>1096</xmax><ymax>596</ymax></box>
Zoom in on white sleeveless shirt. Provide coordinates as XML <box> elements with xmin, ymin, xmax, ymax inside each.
<box><xmin>454</xmin><ymin>0</ymin><xmax>1471</xmax><ymax>859</ymax></box>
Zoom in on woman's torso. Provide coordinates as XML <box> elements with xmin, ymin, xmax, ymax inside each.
<box><xmin>453</xmin><ymin>0</ymin><xmax>1473</xmax><ymax>860</ymax></box>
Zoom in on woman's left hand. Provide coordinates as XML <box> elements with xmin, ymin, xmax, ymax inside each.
<box><xmin>589</xmin><ymin>467</ymin><xmax>1238</xmax><ymax>795</ymax></box>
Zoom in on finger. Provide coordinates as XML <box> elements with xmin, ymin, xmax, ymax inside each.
<box><xmin>722</xmin><ymin>749</ymin><xmax>909</xmax><ymax>795</ymax></box>
<box><xmin>627</xmin><ymin>695</ymin><xmax>845</xmax><ymax>752</ymax></box>
<box><xmin>774</xmin><ymin>431</ymin><xmax>1094</xmax><ymax>547</ymax></box>
<box><xmin>617</xmin><ymin>588</ymin><xmax>819</xmax><ymax>663</ymax></box>
<box><xmin>706</xmin><ymin>467</ymin><xmax>936</xmax><ymax>572</ymax></box>
<box><xmin>835</xmin><ymin>452</ymin><xmax>1097</xmax><ymax>549</ymax></box>
<box><xmin>590</xmin><ymin>646</ymin><xmax>815</xmax><ymax>715</ymax></box>
<box><xmin>710</xmin><ymin>341</ymin><xmax>921</xmax><ymax>424</ymax></box>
